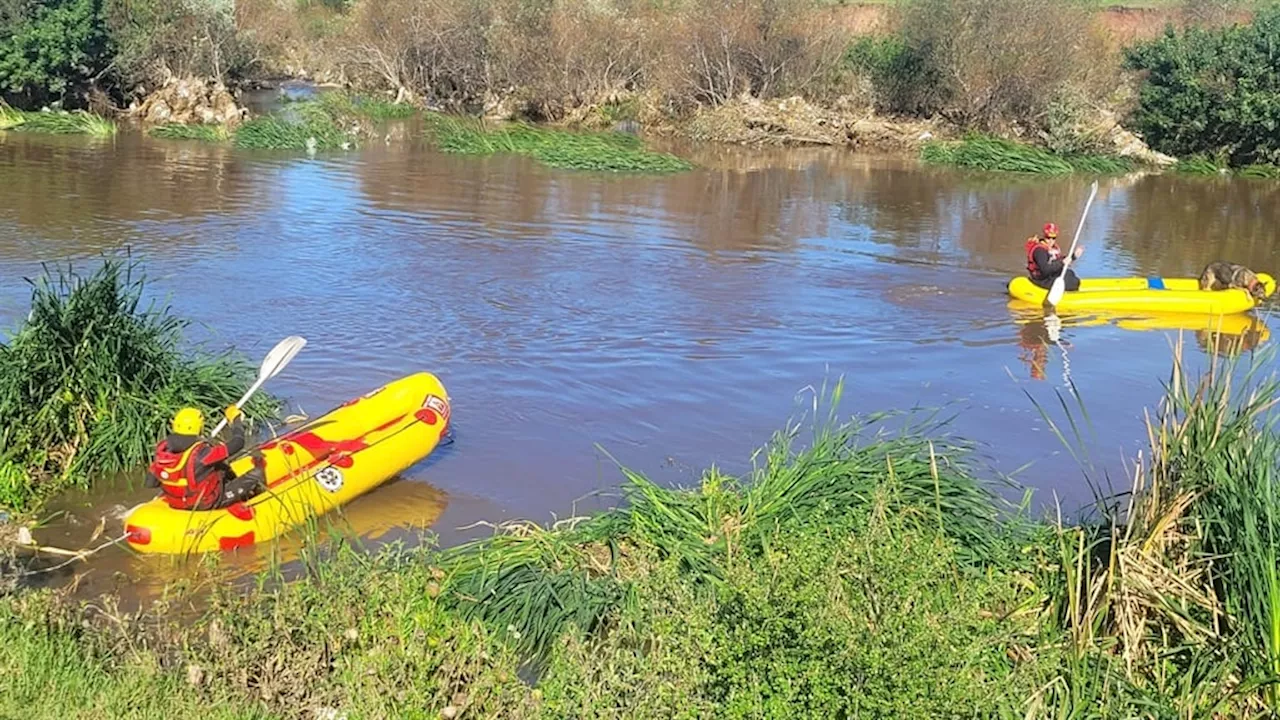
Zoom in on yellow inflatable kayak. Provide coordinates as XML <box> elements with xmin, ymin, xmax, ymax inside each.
<box><xmin>124</xmin><ymin>372</ymin><xmax>451</xmax><ymax>555</ymax></box>
<box><xmin>1007</xmin><ymin>275</ymin><xmax>1276</xmax><ymax>315</ymax></box>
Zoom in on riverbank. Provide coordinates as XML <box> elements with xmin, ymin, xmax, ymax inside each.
<box><xmin>5</xmin><ymin>341</ymin><xmax>1280</xmax><ymax>717</ymax></box>
<box><xmin>6</xmin><ymin>0</ymin><xmax>1272</xmax><ymax>176</ymax></box>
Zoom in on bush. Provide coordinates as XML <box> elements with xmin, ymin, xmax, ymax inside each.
<box><xmin>0</xmin><ymin>0</ymin><xmax>107</xmax><ymax>107</ymax></box>
<box><xmin>855</xmin><ymin>0</ymin><xmax>1110</xmax><ymax>132</ymax></box>
<box><xmin>1125</xmin><ymin>6</ymin><xmax>1280</xmax><ymax>166</ymax></box>
<box><xmin>103</xmin><ymin>0</ymin><xmax>256</xmax><ymax>90</ymax></box>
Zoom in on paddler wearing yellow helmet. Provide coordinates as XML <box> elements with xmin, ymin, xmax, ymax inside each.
<box><xmin>144</xmin><ymin>404</ymin><xmax>265</xmax><ymax>511</ymax></box>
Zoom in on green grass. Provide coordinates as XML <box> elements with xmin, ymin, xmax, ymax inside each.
<box><xmin>318</xmin><ymin>90</ymin><xmax>417</xmax><ymax>121</ymax></box>
<box><xmin>922</xmin><ymin>133</ymin><xmax>1136</xmax><ymax>175</ymax></box>
<box><xmin>427</xmin><ymin>114</ymin><xmax>694</xmax><ymax>173</ymax></box>
<box><xmin>233</xmin><ymin>101</ymin><xmax>353</xmax><ymax>150</ymax></box>
<box><xmin>9</xmin><ymin>344</ymin><xmax>1280</xmax><ymax>716</ymax></box>
<box><xmin>149</xmin><ymin>123</ymin><xmax>230</xmax><ymax>143</ymax></box>
<box><xmin>3</xmin><ymin>109</ymin><xmax>117</xmax><ymax>137</ymax></box>
<box><xmin>0</xmin><ymin>101</ymin><xmax>23</xmax><ymax>131</ymax></box>
<box><xmin>0</xmin><ymin>257</ymin><xmax>278</xmax><ymax>511</ymax></box>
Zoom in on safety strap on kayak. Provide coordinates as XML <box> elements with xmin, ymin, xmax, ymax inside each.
<box><xmin>1147</xmin><ymin>276</ymin><xmax>1166</xmax><ymax>290</ymax></box>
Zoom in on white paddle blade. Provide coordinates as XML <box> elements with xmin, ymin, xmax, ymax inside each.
<box><xmin>210</xmin><ymin>335</ymin><xmax>307</xmax><ymax>436</ymax></box>
<box><xmin>1046</xmin><ymin>276</ymin><xmax>1066</xmax><ymax>306</ymax></box>
<box><xmin>259</xmin><ymin>335</ymin><xmax>307</xmax><ymax>381</ymax></box>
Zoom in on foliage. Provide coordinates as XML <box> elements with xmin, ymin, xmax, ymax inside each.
<box><xmin>922</xmin><ymin>134</ymin><xmax>1135</xmax><ymax>175</ymax></box>
<box><xmin>0</xmin><ymin>258</ymin><xmax>277</xmax><ymax>511</ymax></box>
<box><xmin>232</xmin><ymin>100</ymin><xmax>352</xmax><ymax>150</ymax></box>
<box><xmin>851</xmin><ymin>0</ymin><xmax>1111</xmax><ymax>131</ymax></box>
<box><xmin>1126</xmin><ymin>6</ymin><xmax>1280</xmax><ymax>167</ymax></box>
<box><xmin>427</xmin><ymin>114</ymin><xmax>694</xmax><ymax>173</ymax></box>
<box><xmin>103</xmin><ymin>0</ymin><xmax>256</xmax><ymax>89</ymax></box>
<box><xmin>7</xmin><ymin>108</ymin><xmax>116</xmax><ymax>135</ymax></box>
<box><xmin>149</xmin><ymin>122</ymin><xmax>229</xmax><ymax>142</ymax></box>
<box><xmin>0</xmin><ymin>0</ymin><xmax>107</xmax><ymax>107</ymax></box>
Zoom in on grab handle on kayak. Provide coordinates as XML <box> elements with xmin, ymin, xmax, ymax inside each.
<box><xmin>1147</xmin><ymin>276</ymin><xmax>1166</xmax><ymax>290</ymax></box>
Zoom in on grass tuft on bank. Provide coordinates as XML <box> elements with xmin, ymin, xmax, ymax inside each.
<box><xmin>427</xmin><ymin>115</ymin><xmax>694</xmax><ymax>173</ymax></box>
<box><xmin>0</xmin><ymin>258</ymin><xmax>278</xmax><ymax>512</ymax></box>
<box><xmin>0</xmin><ymin>107</ymin><xmax>117</xmax><ymax>137</ymax></box>
<box><xmin>922</xmin><ymin>134</ymin><xmax>1135</xmax><ymax>175</ymax></box>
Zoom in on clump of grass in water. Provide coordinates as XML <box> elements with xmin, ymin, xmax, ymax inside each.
<box><xmin>0</xmin><ymin>101</ymin><xmax>24</xmax><ymax>131</ymax></box>
<box><xmin>8</xmin><ymin>109</ymin><xmax>117</xmax><ymax>137</ymax></box>
<box><xmin>319</xmin><ymin>91</ymin><xmax>416</xmax><ymax>122</ymax></box>
<box><xmin>0</xmin><ymin>257</ymin><xmax>279</xmax><ymax>511</ymax></box>
<box><xmin>427</xmin><ymin>114</ymin><xmax>693</xmax><ymax>173</ymax></box>
<box><xmin>233</xmin><ymin>101</ymin><xmax>351</xmax><ymax>150</ymax></box>
<box><xmin>149</xmin><ymin>124</ymin><xmax>229</xmax><ymax>143</ymax></box>
<box><xmin>922</xmin><ymin>133</ymin><xmax>1133</xmax><ymax>175</ymax></box>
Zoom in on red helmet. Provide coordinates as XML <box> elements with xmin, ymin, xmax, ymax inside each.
<box><xmin>1042</xmin><ymin>222</ymin><xmax>1058</xmax><ymax>239</ymax></box>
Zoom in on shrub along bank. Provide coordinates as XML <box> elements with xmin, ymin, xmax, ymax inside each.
<box><xmin>6</xmin><ymin>341</ymin><xmax>1280</xmax><ymax>717</ymax></box>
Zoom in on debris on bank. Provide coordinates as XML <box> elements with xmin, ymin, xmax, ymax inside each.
<box><xmin>130</xmin><ymin>76</ymin><xmax>248</xmax><ymax>129</ymax></box>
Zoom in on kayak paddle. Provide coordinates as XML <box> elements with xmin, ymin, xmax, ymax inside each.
<box><xmin>1047</xmin><ymin>180</ymin><xmax>1099</xmax><ymax>308</ymax></box>
<box><xmin>210</xmin><ymin>335</ymin><xmax>307</xmax><ymax>436</ymax></box>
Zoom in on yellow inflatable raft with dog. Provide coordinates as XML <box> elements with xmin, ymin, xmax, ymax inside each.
<box><xmin>1007</xmin><ymin>274</ymin><xmax>1276</xmax><ymax>315</ymax></box>
<box><xmin>124</xmin><ymin>372</ymin><xmax>451</xmax><ymax>555</ymax></box>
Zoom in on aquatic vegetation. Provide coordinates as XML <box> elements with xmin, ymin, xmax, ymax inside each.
<box><xmin>6</xmin><ymin>109</ymin><xmax>117</xmax><ymax>137</ymax></box>
<box><xmin>1174</xmin><ymin>153</ymin><xmax>1227</xmax><ymax>175</ymax></box>
<box><xmin>0</xmin><ymin>102</ymin><xmax>23</xmax><ymax>131</ymax></box>
<box><xmin>427</xmin><ymin>114</ymin><xmax>694</xmax><ymax>173</ymax></box>
<box><xmin>319</xmin><ymin>91</ymin><xmax>417</xmax><ymax>121</ymax></box>
<box><xmin>922</xmin><ymin>134</ymin><xmax>1135</xmax><ymax>175</ymax></box>
<box><xmin>232</xmin><ymin>101</ymin><xmax>352</xmax><ymax>150</ymax></box>
<box><xmin>0</xmin><ymin>258</ymin><xmax>277</xmax><ymax>511</ymax></box>
<box><xmin>148</xmin><ymin>123</ymin><xmax>229</xmax><ymax>143</ymax></box>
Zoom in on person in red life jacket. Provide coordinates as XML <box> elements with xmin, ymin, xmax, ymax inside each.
<box><xmin>145</xmin><ymin>405</ymin><xmax>265</xmax><ymax>510</ymax></box>
<box><xmin>1025</xmin><ymin>222</ymin><xmax>1084</xmax><ymax>291</ymax></box>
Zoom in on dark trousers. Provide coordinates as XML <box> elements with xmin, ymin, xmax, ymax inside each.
<box><xmin>1032</xmin><ymin>269</ymin><xmax>1080</xmax><ymax>292</ymax></box>
<box><xmin>212</xmin><ymin>467</ymin><xmax>266</xmax><ymax>509</ymax></box>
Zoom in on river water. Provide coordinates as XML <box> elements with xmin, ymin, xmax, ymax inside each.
<box><xmin>1</xmin><ymin>127</ymin><xmax>1276</xmax><ymax>601</ymax></box>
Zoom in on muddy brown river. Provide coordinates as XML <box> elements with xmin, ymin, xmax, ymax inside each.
<box><xmin>2</xmin><ymin>125</ymin><xmax>1277</xmax><ymax>602</ymax></box>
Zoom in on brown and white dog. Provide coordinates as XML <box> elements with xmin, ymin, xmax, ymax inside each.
<box><xmin>1199</xmin><ymin>262</ymin><xmax>1269</xmax><ymax>301</ymax></box>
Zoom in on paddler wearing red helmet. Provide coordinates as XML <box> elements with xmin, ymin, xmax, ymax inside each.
<box><xmin>1024</xmin><ymin>221</ymin><xmax>1084</xmax><ymax>291</ymax></box>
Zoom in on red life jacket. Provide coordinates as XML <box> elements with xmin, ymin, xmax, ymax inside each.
<box><xmin>1025</xmin><ymin>238</ymin><xmax>1061</xmax><ymax>280</ymax></box>
<box><xmin>149</xmin><ymin>439</ymin><xmax>223</xmax><ymax>510</ymax></box>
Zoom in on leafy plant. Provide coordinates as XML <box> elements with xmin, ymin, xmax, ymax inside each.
<box><xmin>1126</xmin><ymin>7</ymin><xmax>1280</xmax><ymax>167</ymax></box>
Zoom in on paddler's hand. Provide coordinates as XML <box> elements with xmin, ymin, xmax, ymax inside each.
<box><xmin>1073</xmin><ymin>246</ymin><xmax>1085</xmax><ymax>260</ymax></box>
<box><xmin>223</xmin><ymin>405</ymin><xmax>243</xmax><ymax>424</ymax></box>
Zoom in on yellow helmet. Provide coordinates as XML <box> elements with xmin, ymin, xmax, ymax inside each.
<box><xmin>171</xmin><ymin>407</ymin><xmax>204</xmax><ymax>436</ymax></box>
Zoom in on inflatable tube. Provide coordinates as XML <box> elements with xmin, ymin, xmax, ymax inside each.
<box><xmin>123</xmin><ymin>372</ymin><xmax>451</xmax><ymax>555</ymax></box>
<box><xmin>1007</xmin><ymin>274</ymin><xmax>1276</xmax><ymax>315</ymax></box>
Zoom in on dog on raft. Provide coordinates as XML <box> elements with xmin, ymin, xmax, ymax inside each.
<box><xmin>1199</xmin><ymin>262</ymin><xmax>1268</xmax><ymax>301</ymax></box>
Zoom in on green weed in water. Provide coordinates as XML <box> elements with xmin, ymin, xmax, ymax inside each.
<box><xmin>0</xmin><ymin>101</ymin><xmax>23</xmax><ymax>131</ymax></box>
<box><xmin>1174</xmin><ymin>153</ymin><xmax>1227</xmax><ymax>176</ymax></box>
<box><xmin>319</xmin><ymin>91</ymin><xmax>416</xmax><ymax>121</ymax></box>
<box><xmin>922</xmin><ymin>134</ymin><xmax>1134</xmax><ymax>175</ymax></box>
<box><xmin>233</xmin><ymin>102</ymin><xmax>351</xmax><ymax>150</ymax></box>
<box><xmin>149</xmin><ymin>124</ymin><xmax>229</xmax><ymax>143</ymax></box>
<box><xmin>8</xmin><ymin>110</ymin><xmax>117</xmax><ymax>137</ymax></box>
<box><xmin>0</xmin><ymin>257</ymin><xmax>278</xmax><ymax>511</ymax></box>
<box><xmin>427</xmin><ymin>114</ymin><xmax>692</xmax><ymax>173</ymax></box>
